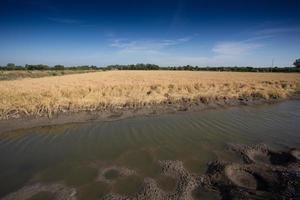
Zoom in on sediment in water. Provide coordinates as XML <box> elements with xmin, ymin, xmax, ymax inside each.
<box><xmin>102</xmin><ymin>144</ymin><xmax>300</xmax><ymax>200</ymax></box>
<box><xmin>97</xmin><ymin>166</ymin><xmax>136</xmax><ymax>184</ymax></box>
<box><xmin>1</xmin><ymin>144</ymin><xmax>299</xmax><ymax>200</ymax></box>
<box><xmin>0</xmin><ymin>183</ymin><xmax>76</xmax><ymax>200</ymax></box>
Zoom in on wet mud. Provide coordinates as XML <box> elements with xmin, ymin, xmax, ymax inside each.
<box><xmin>1</xmin><ymin>144</ymin><xmax>299</xmax><ymax>200</ymax></box>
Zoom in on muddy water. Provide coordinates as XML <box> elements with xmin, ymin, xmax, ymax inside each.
<box><xmin>0</xmin><ymin>101</ymin><xmax>299</xmax><ymax>199</ymax></box>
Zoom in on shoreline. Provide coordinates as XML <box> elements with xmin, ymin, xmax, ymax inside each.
<box><xmin>0</xmin><ymin>96</ymin><xmax>292</xmax><ymax>134</ymax></box>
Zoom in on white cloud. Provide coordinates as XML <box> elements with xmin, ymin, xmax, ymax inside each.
<box><xmin>110</xmin><ymin>37</ymin><xmax>192</xmax><ymax>53</ymax></box>
<box><xmin>212</xmin><ymin>41</ymin><xmax>262</xmax><ymax>56</ymax></box>
<box><xmin>107</xmin><ymin>35</ymin><xmax>265</xmax><ymax>66</ymax></box>
<box><xmin>153</xmin><ymin>40</ymin><xmax>264</xmax><ymax>66</ymax></box>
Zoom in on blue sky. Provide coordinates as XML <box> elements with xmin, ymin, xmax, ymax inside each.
<box><xmin>0</xmin><ymin>0</ymin><xmax>299</xmax><ymax>67</ymax></box>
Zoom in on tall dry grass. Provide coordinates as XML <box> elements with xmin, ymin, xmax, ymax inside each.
<box><xmin>0</xmin><ymin>70</ymin><xmax>96</xmax><ymax>81</ymax></box>
<box><xmin>0</xmin><ymin>71</ymin><xmax>299</xmax><ymax>119</ymax></box>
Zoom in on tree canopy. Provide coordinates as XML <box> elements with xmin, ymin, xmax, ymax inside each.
<box><xmin>0</xmin><ymin>63</ymin><xmax>299</xmax><ymax>73</ymax></box>
<box><xmin>293</xmin><ymin>59</ymin><xmax>300</xmax><ymax>68</ymax></box>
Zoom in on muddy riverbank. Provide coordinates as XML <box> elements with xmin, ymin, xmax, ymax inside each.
<box><xmin>0</xmin><ymin>96</ymin><xmax>282</xmax><ymax>134</ymax></box>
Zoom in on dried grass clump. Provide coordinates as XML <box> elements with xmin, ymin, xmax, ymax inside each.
<box><xmin>0</xmin><ymin>70</ymin><xmax>95</xmax><ymax>80</ymax></box>
<box><xmin>0</xmin><ymin>71</ymin><xmax>299</xmax><ymax>119</ymax></box>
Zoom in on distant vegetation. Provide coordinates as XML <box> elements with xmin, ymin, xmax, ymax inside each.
<box><xmin>0</xmin><ymin>64</ymin><xmax>99</xmax><ymax>80</ymax></box>
<box><xmin>0</xmin><ymin>70</ymin><xmax>97</xmax><ymax>81</ymax></box>
<box><xmin>1</xmin><ymin>63</ymin><xmax>98</xmax><ymax>71</ymax></box>
<box><xmin>106</xmin><ymin>64</ymin><xmax>300</xmax><ymax>72</ymax></box>
<box><xmin>294</xmin><ymin>59</ymin><xmax>300</xmax><ymax>68</ymax></box>
<box><xmin>1</xmin><ymin>60</ymin><xmax>300</xmax><ymax>73</ymax></box>
<box><xmin>106</xmin><ymin>64</ymin><xmax>160</xmax><ymax>70</ymax></box>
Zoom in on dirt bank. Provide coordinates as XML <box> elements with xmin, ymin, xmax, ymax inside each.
<box><xmin>0</xmin><ymin>97</ymin><xmax>282</xmax><ymax>134</ymax></box>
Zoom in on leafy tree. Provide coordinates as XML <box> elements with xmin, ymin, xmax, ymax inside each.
<box><xmin>0</xmin><ymin>62</ymin><xmax>299</xmax><ymax>72</ymax></box>
<box><xmin>25</xmin><ymin>64</ymin><xmax>49</xmax><ymax>70</ymax></box>
<box><xmin>293</xmin><ymin>59</ymin><xmax>300</xmax><ymax>68</ymax></box>
<box><xmin>6</xmin><ymin>63</ymin><xmax>16</xmax><ymax>70</ymax></box>
<box><xmin>54</xmin><ymin>65</ymin><xmax>65</xmax><ymax>70</ymax></box>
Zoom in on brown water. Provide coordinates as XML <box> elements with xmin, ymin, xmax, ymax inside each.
<box><xmin>0</xmin><ymin>101</ymin><xmax>299</xmax><ymax>199</ymax></box>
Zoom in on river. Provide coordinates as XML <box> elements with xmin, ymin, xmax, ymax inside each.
<box><xmin>0</xmin><ymin>100</ymin><xmax>299</xmax><ymax>199</ymax></box>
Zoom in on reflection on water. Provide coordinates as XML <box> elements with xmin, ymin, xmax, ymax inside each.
<box><xmin>0</xmin><ymin>101</ymin><xmax>299</xmax><ymax>199</ymax></box>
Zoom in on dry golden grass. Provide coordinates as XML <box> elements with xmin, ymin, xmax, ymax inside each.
<box><xmin>0</xmin><ymin>70</ymin><xmax>96</xmax><ymax>80</ymax></box>
<box><xmin>0</xmin><ymin>71</ymin><xmax>299</xmax><ymax>119</ymax></box>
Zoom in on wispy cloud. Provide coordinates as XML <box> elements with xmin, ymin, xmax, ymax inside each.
<box><xmin>110</xmin><ymin>37</ymin><xmax>192</xmax><ymax>53</ymax></box>
<box><xmin>48</xmin><ymin>17</ymin><xmax>82</xmax><ymax>24</ymax></box>
<box><xmin>212</xmin><ymin>41</ymin><xmax>262</xmax><ymax>56</ymax></box>
<box><xmin>107</xmin><ymin>35</ymin><xmax>265</xmax><ymax>66</ymax></box>
<box><xmin>170</xmin><ymin>40</ymin><xmax>264</xmax><ymax>66</ymax></box>
<box><xmin>254</xmin><ymin>27</ymin><xmax>300</xmax><ymax>35</ymax></box>
<box><xmin>243</xmin><ymin>35</ymin><xmax>275</xmax><ymax>42</ymax></box>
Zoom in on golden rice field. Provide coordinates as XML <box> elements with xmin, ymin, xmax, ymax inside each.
<box><xmin>0</xmin><ymin>70</ymin><xmax>95</xmax><ymax>80</ymax></box>
<box><xmin>0</xmin><ymin>71</ymin><xmax>299</xmax><ymax>120</ymax></box>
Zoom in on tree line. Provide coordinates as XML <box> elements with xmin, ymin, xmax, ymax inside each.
<box><xmin>1</xmin><ymin>62</ymin><xmax>299</xmax><ymax>72</ymax></box>
<box><xmin>0</xmin><ymin>63</ymin><xmax>98</xmax><ymax>71</ymax></box>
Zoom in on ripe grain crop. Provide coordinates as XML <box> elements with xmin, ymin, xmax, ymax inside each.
<box><xmin>0</xmin><ymin>71</ymin><xmax>299</xmax><ymax>119</ymax></box>
<box><xmin>0</xmin><ymin>70</ymin><xmax>96</xmax><ymax>80</ymax></box>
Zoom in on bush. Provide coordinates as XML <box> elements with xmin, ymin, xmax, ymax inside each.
<box><xmin>293</xmin><ymin>59</ymin><xmax>300</xmax><ymax>68</ymax></box>
<box><xmin>54</xmin><ymin>65</ymin><xmax>65</xmax><ymax>70</ymax></box>
<box><xmin>25</xmin><ymin>64</ymin><xmax>50</xmax><ymax>70</ymax></box>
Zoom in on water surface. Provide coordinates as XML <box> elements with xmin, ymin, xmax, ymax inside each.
<box><xmin>0</xmin><ymin>101</ymin><xmax>299</xmax><ymax>199</ymax></box>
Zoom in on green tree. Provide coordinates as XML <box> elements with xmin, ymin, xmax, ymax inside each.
<box><xmin>6</xmin><ymin>63</ymin><xmax>16</xmax><ymax>70</ymax></box>
<box><xmin>293</xmin><ymin>59</ymin><xmax>300</xmax><ymax>68</ymax></box>
<box><xmin>54</xmin><ymin>65</ymin><xmax>65</xmax><ymax>70</ymax></box>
